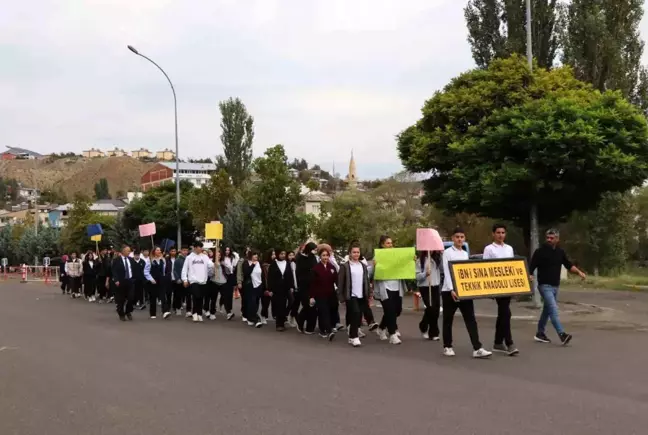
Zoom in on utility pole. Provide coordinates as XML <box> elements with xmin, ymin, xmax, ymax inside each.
<box><xmin>34</xmin><ymin>189</ymin><xmax>39</xmax><ymax>266</ymax></box>
<box><xmin>526</xmin><ymin>0</ymin><xmax>541</xmax><ymax>307</ymax></box>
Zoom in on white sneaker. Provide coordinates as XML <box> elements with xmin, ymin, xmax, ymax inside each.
<box><xmin>242</xmin><ymin>317</ymin><xmax>248</xmax><ymax>323</ymax></box>
<box><xmin>389</xmin><ymin>334</ymin><xmax>402</xmax><ymax>345</ymax></box>
<box><xmin>377</xmin><ymin>329</ymin><xmax>388</xmax><ymax>341</ymax></box>
<box><xmin>150</xmin><ymin>316</ymin><xmax>156</xmax><ymax>319</ymax></box>
<box><xmin>163</xmin><ymin>312</ymin><xmax>171</xmax><ymax>319</ymax></box>
<box><xmin>348</xmin><ymin>337</ymin><xmax>362</xmax><ymax>347</ymax></box>
<box><xmin>289</xmin><ymin>317</ymin><xmax>297</xmax><ymax>327</ymax></box>
<box><xmin>432</xmin><ymin>336</ymin><xmax>440</xmax><ymax>341</ymax></box>
<box><xmin>261</xmin><ymin>317</ymin><xmax>268</xmax><ymax>325</ymax></box>
<box><xmin>395</xmin><ymin>330</ymin><xmax>401</xmax><ymax>338</ymax></box>
<box><xmin>209</xmin><ymin>314</ymin><xmax>216</xmax><ymax>321</ymax></box>
<box><xmin>473</xmin><ymin>348</ymin><xmax>493</xmax><ymax>359</ymax></box>
<box><xmin>203</xmin><ymin>310</ymin><xmax>208</xmax><ymax>317</ymax></box>
<box><xmin>443</xmin><ymin>347</ymin><xmax>455</xmax><ymax>357</ymax></box>
<box><xmin>226</xmin><ymin>313</ymin><xmax>234</xmax><ymax>321</ymax></box>
<box><xmin>358</xmin><ymin>329</ymin><xmax>366</xmax><ymax>338</ymax></box>
<box><xmin>247</xmin><ymin>321</ymin><xmax>255</xmax><ymax>326</ymax></box>
<box><xmin>255</xmin><ymin>322</ymin><xmax>263</xmax><ymax>328</ymax></box>
<box><xmin>422</xmin><ymin>332</ymin><xmax>430</xmax><ymax>340</ymax></box>
<box><xmin>192</xmin><ymin>314</ymin><xmax>199</xmax><ymax>322</ymax></box>
<box><xmin>197</xmin><ymin>315</ymin><xmax>204</xmax><ymax>322</ymax></box>
<box><xmin>335</xmin><ymin>323</ymin><xmax>344</xmax><ymax>331</ymax></box>
<box><xmin>186</xmin><ymin>312</ymin><xmax>193</xmax><ymax>318</ymax></box>
<box><xmin>175</xmin><ymin>309</ymin><xmax>182</xmax><ymax>316</ymax></box>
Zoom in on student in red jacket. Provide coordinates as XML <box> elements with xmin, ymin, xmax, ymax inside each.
<box><xmin>309</xmin><ymin>246</ymin><xmax>338</xmax><ymax>341</ymax></box>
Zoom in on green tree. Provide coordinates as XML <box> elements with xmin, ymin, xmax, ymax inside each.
<box><xmin>94</xmin><ymin>178</ymin><xmax>111</xmax><ymax>200</ymax></box>
<box><xmin>398</xmin><ymin>55</ymin><xmax>648</xmax><ymax>245</ymax></box>
<box><xmin>122</xmin><ymin>181</ymin><xmax>196</xmax><ymax>247</ymax></box>
<box><xmin>218</xmin><ymin>97</ymin><xmax>254</xmax><ymax>187</ymax></box>
<box><xmin>222</xmin><ymin>191</ymin><xmax>256</xmax><ymax>253</ymax></box>
<box><xmin>0</xmin><ymin>225</ymin><xmax>13</xmax><ymax>263</ymax></box>
<box><xmin>188</xmin><ymin>169</ymin><xmax>234</xmax><ymax>228</ymax></box>
<box><xmin>247</xmin><ymin>145</ymin><xmax>311</xmax><ymax>251</ymax></box>
<box><xmin>59</xmin><ymin>198</ymin><xmax>116</xmax><ymax>253</ymax></box>
<box><xmin>39</xmin><ymin>188</ymin><xmax>67</xmax><ymax>205</ymax></box>
<box><xmin>105</xmin><ymin>215</ymin><xmax>139</xmax><ymax>250</ymax></box>
<box><xmin>562</xmin><ymin>0</ymin><xmax>644</xmax><ymax>98</ymax></box>
<box><xmin>465</xmin><ymin>0</ymin><xmax>563</xmax><ymax>69</ymax></box>
<box><xmin>16</xmin><ymin>226</ymin><xmax>60</xmax><ymax>264</ymax></box>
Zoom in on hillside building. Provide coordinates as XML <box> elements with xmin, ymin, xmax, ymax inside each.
<box><xmin>49</xmin><ymin>199</ymin><xmax>127</xmax><ymax>228</ymax></box>
<box><xmin>140</xmin><ymin>162</ymin><xmax>216</xmax><ymax>191</ymax></box>
<box><xmin>132</xmin><ymin>148</ymin><xmax>152</xmax><ymax>159</ymax></box>
<box><xmin>1</xmin><ymin>146</ymin><xmax>43</xmax><ymax>160</ymax></box>
<box><xmin>107</xmin><ymin>147</ymin><xmax>128</xmax><ymax>157</ymax></box>
<box><xmin>156</xmin><ymin>149</ymin><xmax>176</xmax><ymax>161</ymax></box>
<box><xmin>82</xmin><ymin>148</ymin><xmax>105</xmax><ymax>158</ymax></box>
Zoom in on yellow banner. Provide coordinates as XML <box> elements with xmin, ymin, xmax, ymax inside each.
<box><xmin>449</xmin><ymin>258</ymin><xmax>531</xmax><ymax>299</ymax></box>
<box><xmin>205</xmin><ymin>221</ymin><xmax>223</xmax><ymax>240</ymax></box>
<box><xmin>90</xmin><ymin>234</ymin><xmax>102</xmax><ymax>242</ymax></box>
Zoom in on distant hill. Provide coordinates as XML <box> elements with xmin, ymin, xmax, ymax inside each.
<box><xmin>0</xmin><ymin>156</ymin><xmax>155</xmax><ymax>199</ymax></box>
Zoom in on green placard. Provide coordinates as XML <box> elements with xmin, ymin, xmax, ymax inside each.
<box><xmin>374</xmin><ymin>247</ymin><xmax>416</xmax><ymax>280</ymax></box>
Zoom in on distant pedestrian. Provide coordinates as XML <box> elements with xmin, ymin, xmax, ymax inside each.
<box><xmin>111</xmin><ymin>245</ymin><xmax>137</xmax><ymax>321</ymax></box>
<box><xmin>309</xmin><ymin>245</ymin><xmax>338</xmax><ymax>341</ymax></box>
<box><xmin>240</xmin><ymin>250</ymin><xmax>264</xmax><ymax>328</ymax></box>
<box><xmin>82</xmin><ymin>250</ymin><xmax>99</xmax><ymax>302</ymax></box>
<box><xmin>267</xmin><ymin>248</ymin><xmax>295</xmax><ymax>332</ymax></box>
<box><xmin>65</xmin><ymin>253</ymin><xmax>83</xmax><ymax>299</ymax></box>
<box><xmin>372</xmin><ymin>235</ymin><xmax>406</xmax><ymax>345</ymax></box>
<box><xmin>483</xmin><ymin>223</ymin><xmax>519</xmax><ymax>356</ymax></box>
<box><xmin>416</xmin><ymin>249</ymin><xmax>442</xmax><ymax>342</ymax></box>
<box><xmin>181</xmin><ymin>241</ymin><xmax>214</xmax><ymax>323</ymax></box>
<box><xmin>144</xmin><ymin>247</ymin><xmax>171</xmax><ymax>320</ymax></box>
<box><xmin>530</xmin><ymin>229</ymin><xmax>586</xmax><ymax>346</ymax></box>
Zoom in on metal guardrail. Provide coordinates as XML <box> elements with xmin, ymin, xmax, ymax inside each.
<box><xmin>1</xmin><ymin>265</ymin><xmax>60</xmax><ymax>285</ymax></box>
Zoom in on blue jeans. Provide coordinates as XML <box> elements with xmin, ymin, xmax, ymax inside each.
<box><xmin>537</xmin><ymin>285</ymin><xmax>564</xmax><ymax>335</ymax></box>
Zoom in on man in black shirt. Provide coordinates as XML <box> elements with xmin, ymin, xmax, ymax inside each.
<box><xmin>530</xmin><ymin>229</ymin><xmax>586</xmax><ymax>345</ymax></box>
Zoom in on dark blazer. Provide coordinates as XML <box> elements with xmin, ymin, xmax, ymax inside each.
<box><xmin>337</xmin><ymin>261</ymin><xmax>371</xmax><ymax>302</ymax></box>
<box><xmin>268</xmin><ymin>261</ymin><xmax>295</xmax><ymax>294</ymax></box>
<box><xmin>309</xmin><ymin>261</ymin><xmax>338</xmax><ymax>299</ymax></box>
<box><xmin>83</xmin><ymin>258</ymin><xmax>99</xmax><ymax>277</ymax></box>
<box><xmin>111</xmin><ymin>255</ymin><xmax>137</xmax><ymax>284</ymax></box>
<box><xmin>132</xmin><ymin>258</ymin><xmax>146</xmax><ymax>281</ymax></box>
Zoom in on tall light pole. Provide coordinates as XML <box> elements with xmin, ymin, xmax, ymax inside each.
<box><xmin>127</xmin><ymin>45</ymin><xmax>182</xmax><ymax>248</ymax></box>
<box><xmin>525</xmin><ymin>0</ymin><xmax>541</xmax><ymax>307</ymax></box>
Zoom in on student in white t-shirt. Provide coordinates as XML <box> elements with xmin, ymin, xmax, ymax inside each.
<box><xmin>483</xmin><ymin>223</ymin><xmax>519</xmax><ymax>356</ymax></box>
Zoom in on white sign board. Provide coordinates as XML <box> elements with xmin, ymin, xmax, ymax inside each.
<box><xmin>1</xmin><ymin>258</ymin><xmax>7</xmax><ymax>267</ymax></box>
<box><xmin>43</xmin><ymin>257</ymin><xmax>51</xmax><ymax>266</ymax></box>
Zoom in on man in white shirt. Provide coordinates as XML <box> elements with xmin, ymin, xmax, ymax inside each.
<box><xmin>181</xmin><ymin>242</ymin><xmax>214</xmax><ymax>322</ymax></box>
<box><xmin>483</xmin><ymin>223</ymin><xmax>519</xmax><ymax>356</ymax></box>
<box><xmin>441</xmin><ymin>228</ymin><xmax>492</xmax><ymax>359</ymax></box>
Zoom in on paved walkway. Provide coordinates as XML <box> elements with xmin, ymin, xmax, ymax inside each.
<box><xmin>1</xmin><ymin>283</ymin><xmax>647</xmax><ymax>435</ymax></box>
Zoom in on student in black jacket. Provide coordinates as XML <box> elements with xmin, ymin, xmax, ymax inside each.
<box><xmin>132</xmin><ymin>251</ymin><xmax>147</xmax><ymax>310</ymax></box>
<box><xmin>82</xmin><ymin>251</ymin><xmax>99</xmax><ymax>302</ymax></box>
<box><xmin>96</xmin><ymin>248</ymin><xmax>111</xmax><ymax>302</ymax></box>
<box><xmin>268</xmin><ymin>248</ymin><xmax>296</xmax><ymax>331</ymax></box>
<box><xmin>145</xmin><ymin>247</ymin><xmax>171</xmax><ymax>319</ymax></box>
<box><xmin>111</xmin><ymin>245</ymin><xmax>137</xmax><ymax>321</ymax></box>
<box><xmin>296</xmin><ymin>242</ymin><xmax>318</xmax><ymax>333</ymax></box>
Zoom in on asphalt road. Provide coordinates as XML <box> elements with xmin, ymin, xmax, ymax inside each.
<box><xmin>1</xmin><ymin>283</ymin><xmax>647</xmax><ymax>435</ymax></box>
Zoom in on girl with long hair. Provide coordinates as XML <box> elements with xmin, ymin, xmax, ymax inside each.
<box><xmin>260</xmin><ymin>249</ymin><xmax>275</xmax><ymax>324</ymax></box>
<box><xmin>241</xmin><ymin>250</ymin><xmax>264</xmax><ymax>328</ymax></box>
<box><xmin>144</xmin><ymin>246</ymin><xmax>171</xmax><ymax>319</ymax></box>
<box><xmin>82</xmin><ymin>250</ymin><xmax>99</xmax><ymax>302</ymax></box>
<box><xmin>267</xmin><ymin>248</ymin><xmax>296</xmax><ymax>331</ymax></box>
<box><xmin>416</xmin><ymin>250</ymin><xmax>442</xmax><ymax>341</ymax></box>
<box><xmin>371</xmin><ymin>235</ymin><xmax>406</xmax><ymax>345</ymax></box>
<box><xmin>309</xmin><ymin>246</ymin><xmax>338</xmax><ymax>341</ymax></box>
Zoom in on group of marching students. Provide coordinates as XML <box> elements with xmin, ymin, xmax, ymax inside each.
<box><xmin>59</xmin><ymin>224</ymin><xmax>585</xmax><ymax>358</ymax></box>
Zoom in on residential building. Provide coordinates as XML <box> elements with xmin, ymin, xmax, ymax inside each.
<box><xmin>82</xmin><ymin>148</ymin><xmax>105</xmax><ymax>158</ymax></box>
<box><xmin>156</xmin><ymin>149</ymin><xmax>176</xmax><ymax>161</ymax></box>
<box><xmin>107</xmin><ymin>147</ymin><xmax>128</xmax><ymax>157</ymax></box>
<box><xmin>123</xmin><ymin>191</ymin><xmax>143</xmax><ymax>204</ymax></box>
<box><xmin>289</xmin><ymin>168</ymin><xmax>300</xmax><ymax>179</ymax></box>
<box><xmin>49</xmin><ymin>199</ymin><xmax>127</xmax><ymax>228</ymax></box>
<box><xmin>0</xmin><ymin>209</ymin><xmax>49</xmax><ymax>228</ymax></box>
<box><xmin>140</xmin><ymin>162</ymin><xmax>216</xmax><ymax>191</ymax></box>
<box><xmin>1</xmin><ymin>146</ymin><xmax>44</xmax><ymax>160</ymax></box>
<box><xmin>132</xmin><ymin>148</ymin><xmax>152</xmax><ymax>159</ymax></box>
<box><xmin>300</xmin><ymin>185</ymin><xmax>330</xmax><ymax>218</ymax></box>
<box><xmin>17</xmin><ymin>186</ymin><xmax>39</xmax><ymax>201</ymax></box>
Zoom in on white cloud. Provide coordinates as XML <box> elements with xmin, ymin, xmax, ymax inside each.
<box><xmin>1</xmin><ymin>0</ymin><xmax>474</xmax><ymax>179</ymax></box>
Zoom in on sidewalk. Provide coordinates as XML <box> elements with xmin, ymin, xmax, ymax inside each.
<box><xmin>393</xmin><ymin>288</ymin><xmax>648</xmax><ymax>332</ymax></box>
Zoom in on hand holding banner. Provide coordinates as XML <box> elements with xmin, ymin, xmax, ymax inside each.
<box><xmin>373</xmin><ymin>247</ymin><xmax>416</xmax><ymax>280</ymax></box>
<box><xmin>416</xmin><ymin>228</ymin><xmax>444</xmax><ymax>251</ymax></box>
<box><xmin>139</xmin><ymin>223</ymin><xmax>156</xmax><ymax>238</ymax></box>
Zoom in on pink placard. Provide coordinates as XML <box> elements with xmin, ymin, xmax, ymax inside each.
<box><xmin>139</xmin><ymin>222</ymin><xmax>157</xmax><ymax>237</ymax></box>
<box><xmin>416</xmin><ymin>228</ymin><xmax>444</xmax><ymax>251</ymax></box>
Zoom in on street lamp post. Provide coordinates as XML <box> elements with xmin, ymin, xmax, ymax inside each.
<box><xmin>127</xmin><ymin>45</ymin><xmax>182</xmax><ymax>249</ymax></box>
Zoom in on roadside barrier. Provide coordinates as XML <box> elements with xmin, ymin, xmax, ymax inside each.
<box><xmin>15</xmin><ymin>265</ymin><xmax>61</xmax><ymax>285</ymax></box>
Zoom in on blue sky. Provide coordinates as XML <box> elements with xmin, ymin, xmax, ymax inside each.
<box><xmin>3</xmin><ymin>1</ymin><xmax>648</xmax><ymax>179</ymax></box>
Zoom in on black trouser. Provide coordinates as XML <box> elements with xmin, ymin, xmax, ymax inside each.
<box><xmin>97</xmin><ymin>276</ymin><xmax>107</xmax><ymax>299</ymax></box>
<box><xmin>114</xmin><ymin>279</ymin><xmax>135</xmax><ymax>318</ymax></box>
<box><xmin>379</xmin><ymin>290</ymin><xmax>402</xmax><ymax>335</ymax></box>
<box><xmin>134</xmin><ymin>280</ymin><xmax>145</xmax><ymax>305</ymax></box>
<box><xmin>314</xmin><ymin>296</ymin><xmax>333</xmax><ymax>334</ymax></box>
<box><xmin>347</xmin><ymin>297</ymin><xmax>370</xmax><ymax>339</ymax></box>
<box><xmin>289</xmin><ymin>290</ymin><xmax>301</xmax><ymax>318</ymax></box>
<box><xmin>329</xmin><ymin>294</ymin><xmax>340</xmax><ymax>327</ymax></box>
<box><xmin>441</xmin><ymin>291</ymin><xmax>482</xmax><ymax>350</ymax></box>
<box><xmin>261</xmin><ymin>293</ymin><xmax>272</xmax><ymax>319</ymax></box>
<box><xmin>218</xmin><ymin>282</ymin><xmax>234</xmax><ymax>314</ymax></box>
<box><xmin>84</xmin><ymin>275</ymin><xmax>96</xmax><ymax>298</ymax></box>
<box><xmin>296</xmin><ymin>289</ymin><xmax>316</xmax><ymax>333</ymax></box>
<box><xmin>190</xmin><ymin>283</ymin><xmax>206</xmax><ymax>315</ymax></box>
<box><xmin>149</xmin><ymin>281</ymin><xmax>170</xmax><ymax>317</ymax></box>
<box><xmin>60</xmin><ymin>275</ymin><xmax>68</xmax><ymax>293</ymax></box>
<box><xmin>69</xmin><ymin>276</ymin><xmax>82</xmax><ymax>295</ymax></box>
<box><xmin>171</xmin><ymin>281</ymin><xmax>183</xmax><ymax>310</ymax></box>
<box><xmin>204</xmin><ymin>281</ymin><xmax>222</xmax><ymax>315</ymax></box>
<box><xmin>494</xmin><ymin>296</ymin><xmax>514</xmax><ymax>346</ymax></box>
<box><xmin>345</xmin><ymin>294</ymin><xmax>375</xmax><ymax>327</ymax></box>
<box><xmin>419</xmin><ymin>285</ymin><xmax>441</xmax><ymax>338</ymax></box>
<box><xmin>272</xmin><ymin>291</ymin><xmax>288</xmax><ymax>327</ymax></box>
<box><xmin>239</xmin><ymin>284</ymin><xmax>246</xmax><ymax>318</ymax></box>
<box><xmin>244</xmin><ymin>283</ymin><xmax>262</xmax><ymax>323</ymax></box>
<box><xmin>223</xmin><ymin>275</ymin><xmax>236</xmax><ymax>308</ymax></box>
